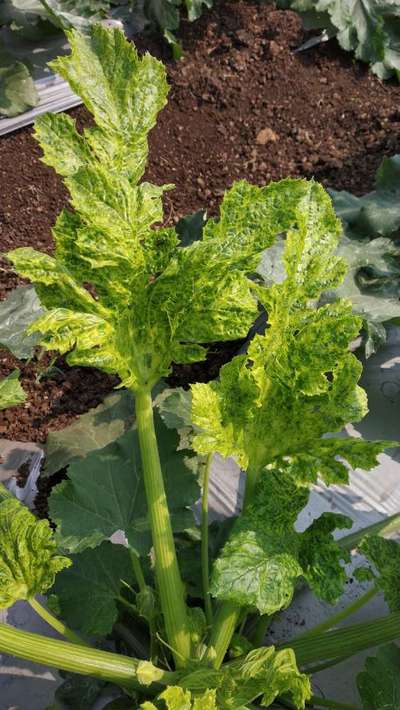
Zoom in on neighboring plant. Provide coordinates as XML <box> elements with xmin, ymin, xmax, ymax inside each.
<box><xmin>258</xmin><ymin>155</ymin><xmax>400</xmax><ymax>357</ymax></box>
<box><xmin>1</xmin><ymin>25</ymin><xmax>400</xmax><ymax>708</ymax></box>
<box><xmin>0</xmin><ymin>0</ymin><xmax>211</xmax><ymax>117</ymax></box>
<box><xmin>0</xmin><ymin>369</ymin><xmax>26</xmax><ymax>409</ymax></box>
<box><xmin>277</xmin><ymin>0</ymin><xmax>400</xmax><ymax>81</ymax></box>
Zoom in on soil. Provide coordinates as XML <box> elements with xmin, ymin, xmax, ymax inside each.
<box><xmin>1</xmin><ymin>0</ymin><xmax>400</xmax><ymax>443</ymax></box>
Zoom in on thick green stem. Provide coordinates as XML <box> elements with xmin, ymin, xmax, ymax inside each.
<box><xmin>284</xmin><ymin>611</ymin><xmax>400</xmax><ymax>667</ymax></box>
<box><xmin>0</xmin><ymin>623</ymin><xmax>175</xmax><ymax>690</ymax></box>
<box><xmin>202</xmin><ymin>454</ymin><xmax>213</xmax><ymax>626</ymax></box>
<box><xmin>251</xmin><ymin>614</ymin><xmax>273</xmax><ymax>646</ymax></box>
<box><xmin>206</xmin><ymin>602</ymin><xmax>240</xmax><ymax>668</ymax></box>
<box><xmin>295</xmin><ymin>586</ymin><xmax>378</xmax><ymax>641</ymax></box>
<box><xmin>29</xmin><ymin>597</ymin><xmax>87</xmax><ymax>646</ymax></box>
<box><xmin>338</xmin><ymin>513</ymin><xmax>400</xmax><ymax>553</ymax></box>
<box><xmin>135</xmin><ymin>388</ymin><xmax>191</xmax><ymax>667</ymax></box>
<box><xmin>309</xmin><ymin>696</ymin><xmax>359</xmax><ymax>710</ymax></box>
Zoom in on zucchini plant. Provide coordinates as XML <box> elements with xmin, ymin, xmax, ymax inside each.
<box><xmin>1</xmin><ymin>25</ymin><xmax>400</xmax><ymax>709</ymax></box>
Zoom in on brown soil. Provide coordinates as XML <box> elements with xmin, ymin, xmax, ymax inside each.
<box><xmin>1</xmin><ymin>0</ymin><xmax>400</xmax><ymax>443</ymax></box>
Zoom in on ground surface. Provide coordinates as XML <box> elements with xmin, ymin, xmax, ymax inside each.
<box><xmin>1</xmin><ymin>0</ymin><xmax>400</xmax><ymax>442</ymax></box>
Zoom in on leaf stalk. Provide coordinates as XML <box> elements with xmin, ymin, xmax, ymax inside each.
<box><xmin>135</xmin><ymin>387</ymin><xmax>191</xmax><ymax>667</ymax></box>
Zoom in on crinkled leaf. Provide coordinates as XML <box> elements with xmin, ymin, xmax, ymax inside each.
<box><xmin>357</xmin><ymin>643</ymin><xmax>400</xmax><ymax>709</ymax></box>
<box><xmin>44</xmin><ymin>390</ymin><xmax>135</xmax><ymax>476</ymax></box>
<box><xmin>52</xmin><ymin>541</ymin><xmax>135</xmax><ymax>635</ymax></box>
<box><xmin>179</xmin><ymin>645</ymin><xmax>310</xmax><ymax>709</ymax></box>
<box><xmin>49</xmin><ymin>418</ymin><xmax>199</xmax><ymax>555</ymax></box>
<box><xmin>0</xmin><ymin>369</ymin><xmax>26</xmax><ymax>410</ymax></box>
<box><xmin>0</xmin><ymin>497</ymin><xmax>70</xmax><ymax>608</ymax></box>
<box><xmin>359</xmin><ymin>536</ymin><xmax>400</xmax><ymax>611</ymax></box>
<box><xmin>0</xmin><ymin>285</ymin><xmax>44</xmax><ymax>358</ymax></box>
<box><xmin>211</xmin><ymin>472</ymin><xmax>351</xmax><ymax>615</ymax></box>
<box><xmin>8</xmin><ymin>27</ymin><xmax>326</xmax><ymax>392</ymax></box>
<box><xmin>231</xmin><ymin>646</ymin><xmax>311</xmax><ymax>708</ymax></box>
<box><xmin>191</xmin><ymin>181</ymin><xmax>388</xmax><ymax>481</ymax></box>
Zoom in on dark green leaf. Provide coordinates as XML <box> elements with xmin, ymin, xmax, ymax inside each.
<box><xmin>52</xmin><ymin>541</ymin><xmax>135</xmax><ymax>635</ymax></box>
<box><xmin>359</xmin><ymin>536</ymin><xmax>400</xmax><ymax>611</ymax></box>
<box><xmin>44</xmin><ymin>390</ymin><xmax>135</xmax><ymax>476</ymax></box>
<box><xmin>49</xmin><ymin>417</ymin><xmax>199</xmax><ymax>555</ymax></box>
<box><xmin>357</xmin><ymin>643</ymin><xmax>400</xmax><ymax>709</ymax></box>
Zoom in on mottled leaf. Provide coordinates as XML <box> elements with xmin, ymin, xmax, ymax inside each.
<box><xmin>211</xmin><ymin>472</ymin><xmax>351</xmax><ymax>614</ymax></box>
<box><xmin>0</xmin><ymin>497</ymin><xmax>70</xmax><ymax>608</ymax></box>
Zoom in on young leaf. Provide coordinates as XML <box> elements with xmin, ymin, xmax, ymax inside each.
<box><xmin>231</xmin><ymin>646</ymin><xmax>311</xmax><ymax>708</ymax></box>
<box><xmin>52</xmin><ymin>541</ymin><xmax>135</xmax><ymax>635</ymax></box>
<box><xmin>359</xmin><ymin>536</ymin><xmax>400</xmax><ymax>611</ymax></box>
<box><xmin>357</xmin><ymin>643</ymin><xmax>400</xmax><ymax>709</ymax></box>
<box><xmin>49</xmin><ymin>421</ymin><xmax>199</xmax><ymax>555</ymax></box>
<box><xmin>141</xmin><ymin>686</ymin><xmax>217</xmax><ymax>710</ymax></box>
<box><xmin>210</xmin><ymin>471</ymin><xmax>351</xmax><ymax>615</ymax></box>
<box><xmin>0</xmin><ymin>497</ymin><xmax>70</xmax><ymax>608</ymax></box>
<box><xmin>0</xmin><ymin>369</ymin><xmax>26</xmax><ymax>410</ymax></box>
<box><xmin>179</xmin><ymin>645</ymin><xmax>310</xmax><ymax>709</ymax></box>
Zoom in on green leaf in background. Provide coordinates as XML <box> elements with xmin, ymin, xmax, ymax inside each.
<box><xmin>359</xmin><ymin>536</ymin><xmax>400</xmax><ymax>611</ymax></box>
<box><xmin>0</xmin><ymin>51</ymin><xmax>39</xmax><ymax>117</ymax></box>
<box><xmin>175</xmin><ymin>210</ymin><xmax>206</xmax><ymax>248</ymax></box>
<box><xmin>210</xmin><ymin>471</ymin><xmax>351</xmax><ymax>615</ymax></box>
<box><xmin>357</xmin><ymin>643</ymin><xmax>400</xmax><ymax>709</ymax></box>
<box><xmin>0</xmin><ymin>496</ymin><xmax>70</xmax><ymax>608</ymax></box>
<box><xmin>52</xmin><ymin>541</ymin><xmax>135</xmax><ymax>635</ymax></box>
<box><xmin>0</xmin><ymin>369</ymin><xmax>26</xmax><ymax>410</ymax></box>
<box><xmin>278</xmin><ymin>0</ymin><xmax>400</xmax><ymax>81</ymax></box>
<box><xmin>39</xmin><ymin>0</ymin><xmax>109</xmax><ymax>31</ymax></box>
<box><xmin>54</xmin><ymin>673</ymin><xmax>106</xmax><ymax>710</ymax></box>
<box><xmin>156</xmin><ymin>387</ymin><xmax>193</xmax><ymax>430</ymax></box>
<box><xmin>184</xmin><ymin>0</ymin><xmax>212</xmax><ymax>22</ymax></box>
<box><xmin>0</xmin><ymin>285</ymin><xmax>44</xmax><ymax>358</ymax></box>
<box><xmin>327</xmin><ymin>154</ymin><xmax>400</xmax><ymax>355</ymax></box>
<box><xmin>331</xmin><ymin>155</ymin><xmax>400</xmax><ymax>239</ymax></box>
<box><xmin>44</xmin><ymin>390</ymin><xmax>135</xmax><ymax>476</ymax></box>
<box><xmin>49</xmin><ymin>418</ymin><xmax>199</xmax><ymax>555</ymax></box>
